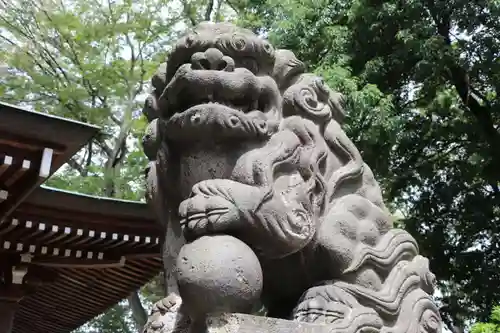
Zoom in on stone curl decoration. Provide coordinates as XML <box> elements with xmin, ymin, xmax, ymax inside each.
<box><xmin>140</xmin><ymin>22</ymin><xmax>442</xmax><ymax>333</ymax></box>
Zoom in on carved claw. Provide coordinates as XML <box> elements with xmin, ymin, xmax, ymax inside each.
<box><xmin>294</xmin><ymin>283</ymin><xmax>359</xmax><ymax>324</ymax></box>
<box><xmin>179</xmin><ymin>195</ymin><xmax>237</xmax><ymax>238</ymax></box>
<box><xmin>293</xmin><ymin>284</ymin><xmax>384</xmax><ymax>331</ymax></box>
<box><xmin>179</xmin><ymin>179</ymin><xmax>273</xmax><ymax>241</ymax></box>
<box><xmin>152</xmin><ymin>293</ymin><xmax>183</xmax><ymax>315</ymax></box>
<box><xmin>178</xmin><ymin>179</ymin><xmax>259</xmax><ymax>238</ymax></box>
<box><xmin>143</xmin><ymin>294</ymin><xmax>186</xmax><ymax>333</ymax></box>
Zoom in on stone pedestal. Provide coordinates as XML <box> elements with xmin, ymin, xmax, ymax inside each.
<box><xmin>0</xmin><ymin>301</ymin><xmax>18</xmax><ymax>333</ymax></box>
<box><xmin>206</xmin><ymin>314</ymin><xmax>330</xmax><ymax>333</ymax></box>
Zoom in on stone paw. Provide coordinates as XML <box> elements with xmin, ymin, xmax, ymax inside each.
<box><xmin>292</xmin><ymin>284</ymin><xmax>353</xmax><ymax>324</ymax></box>
<box><xmin>178</xmin><ymin>179</ymin><xmax>255</xmax><ymax>238</ymax></box>
<box><xmin>178</xmin><ymin>193</ymin><xmax>238</xmax><ymax>238</ymax></box>
<box><xmin>151</xmin><ymin>293</ymin><xmax>183</xmax><ymax>315</ymax></box>
<box><xmin>292</xmin><ymin>283</ymin><xmax>384</xmax><ymax>331</ymax></box>
<box><xmin>143</xmin><ymin>294</ymin><xmax>188</xmax><ymax>333</ymax></box>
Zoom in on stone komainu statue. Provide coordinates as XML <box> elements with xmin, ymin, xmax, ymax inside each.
<box><xmin>141</xmin><ymin>22</ymin><xmax>442</xmax><ymax>333</ymax></box>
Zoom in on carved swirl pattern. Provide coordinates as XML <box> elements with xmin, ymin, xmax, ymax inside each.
<box><xmin>343</xmin><ymin>229</ymin><xmax>420</xmax><ymax>274</ymax></box>
<box><xmin>214</xmin><ymin>33</ymin><xmax>275</xmax><ymax>75</ymax></box>
<box><xmin>283</xmin><ymin>75</ymin><xmax>332</xmax><ymax>123</ymax></box>
<box><xmin>293</xmin><ymin>254</ymin><xmax>440</xmax><ymax>333</ymax></box>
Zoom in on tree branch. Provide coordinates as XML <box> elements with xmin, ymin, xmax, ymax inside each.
<box><xmin>93</xmin><ymin>137</ymin><xmax>113</xmax><ymax>158</ymax></box>
<box><xmin>205</xmin><ymin>0</ymin><xmax>214</xmax><ymax>21</ymax></box>
<box><xmin>36</xmin><ymin>6</ymin><xmax>102</xmax><ymax>101</ymax></box>
<box><xmin>225</xmin><ymin>0</ymin><xmax>241</xmax><ymax>15</ymax></box>
<box><xmin>84</xmin><ymin>141</ymin><xmax>93</xmax><ymax>175</ymax></box>
<box><xmin>180</xmin><ymin>0</ymin><xmax>198</xmax><ymax>26</ymax></box>
<box><xmin>426</xmin><ymin>5</ymin><xmax>500</xmax><ymax>169</ymax></box>
<box><xmin>67</xmin><ymin>157</ymin><xmax>85</xmax><ymax>176</ymax></box>
<box><xmin>214</xmin><ymin>0</ymin><xmax>223</xmax><ymax>22</ymax></box>
<box><xmin>439</xmin><ymin>305</ymin><xmax>463</xmax><ymax>333</ymax></box>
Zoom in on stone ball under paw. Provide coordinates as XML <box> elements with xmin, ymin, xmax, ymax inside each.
<box><xmin>175</xmin><ymin>235</ymin><xmax>263</xmax><ymax>319</ymax></box>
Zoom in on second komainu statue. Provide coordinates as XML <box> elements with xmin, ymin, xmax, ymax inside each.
<box><xmin>141</xmin><ymin>22</ymin><xmax>442</xmax><ymax>333</ymax></box>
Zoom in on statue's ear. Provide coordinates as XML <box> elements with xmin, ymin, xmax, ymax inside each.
<box><xmin>143</xmin><ymin>117</ymin><xmax>169</xmax><ymax>229</ymax></box>
<box><xmin>272</xmin><ymin>49</ymin><xmax>306</xmax><ymax>92</ymax></box>
<box><xmin>142</xmin><ymin>61</ymin><xmax>170</xmax><ymax>228</ymax></box>
<box><xmin>142</xmin><ymin>61</ymin><xmax>167</xmax><ymax>122</ymax></box>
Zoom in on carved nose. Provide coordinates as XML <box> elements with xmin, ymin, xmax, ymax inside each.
<box><xmin>191</xmin><ymin>48</ymin><xmax>235</xmax><ymax>71</ymax></box>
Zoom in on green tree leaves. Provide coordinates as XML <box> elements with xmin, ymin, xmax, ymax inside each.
<box><xmin>471</xmin><ymin>306</ymin><xmax>500</xmax><ymax>333</ymax></box>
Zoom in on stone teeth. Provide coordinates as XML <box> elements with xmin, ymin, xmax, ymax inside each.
<box><xmin>180</xmin><ymin>99</ymin><xmax>256</xmax><ymax>113</ymax></box>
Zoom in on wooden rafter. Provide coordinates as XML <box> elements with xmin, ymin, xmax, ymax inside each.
<box><xmin>0</xmin><ymin>102</ymin><xmax>163</xmax><ymax>333</ymax></box>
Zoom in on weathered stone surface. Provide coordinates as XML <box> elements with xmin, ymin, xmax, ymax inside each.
<box><xmin>141</xmin><ymin>22</ymin><xmax>442</xmax><ymax>333</ymax></box>
<box><xmin>206</xmin><ymin>313</ymin><xmax>333</xmax><ymax>333</ymax></box>
<box><xmin>176</xmin><ymin>235</ymin><xmax>263</xmax><ymax>321</ymax></box>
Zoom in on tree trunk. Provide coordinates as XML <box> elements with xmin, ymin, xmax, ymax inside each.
<box><xmin>103</xmin><ymin>101</ymin><xmax>149</xmax><ymax>331</ymax></box>
<box><xmin>128</xmin><ymin>292</ymin><xmax>148</xmax><ymax>331</ymax></box>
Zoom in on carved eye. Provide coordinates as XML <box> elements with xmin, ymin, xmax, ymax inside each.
<box><xmin>262</xmin><ymin>41</ymin><xmax>274</xmax><ymax>54</ymax></box>
<box><xmin>231</xmin><ymin>34</ymin><xmax>247</xmax><ymax>51</ymax></box>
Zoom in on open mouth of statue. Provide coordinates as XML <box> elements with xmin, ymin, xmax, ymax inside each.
<box><xmin>162</xmin><ymin>65</ymin><xmax>281</xmax><ymax>142</ymax></box>
<box><xmin>164</xmin><ymin>103</ymin><xmax>278</xmax><ymax>142</ymax></box>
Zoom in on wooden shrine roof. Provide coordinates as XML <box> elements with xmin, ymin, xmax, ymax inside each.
<box><xmin>0</xmin><ymin>101</ymin><xmax>100</xmax><ymax>219</ymax></box>
<box><xmin>5</xmin><ymin>187</ymin><xmax>163</xmax><ymax>333</ymax></box>
<box><xmin>0</xmin><ymin>102</ymin><xmax>164</xmax><ymax>333</ymax></box>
